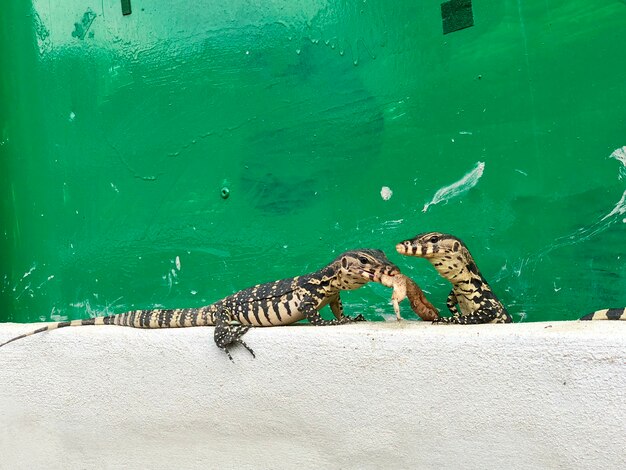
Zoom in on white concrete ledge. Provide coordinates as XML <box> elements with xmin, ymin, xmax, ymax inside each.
<box><xmin>1</xmin><ymin>321</ymin><xmax>625</xmax><ymax>469</ymax></box>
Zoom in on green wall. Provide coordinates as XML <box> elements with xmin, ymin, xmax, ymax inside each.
<box><xmin>1</xmin><ymin>0</ymin><xmax>625</xmax><ymax>323</ymax></box>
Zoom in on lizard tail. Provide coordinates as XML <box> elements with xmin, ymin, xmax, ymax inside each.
<box><xmin>105</xmin><ymin>308</ymin><xmax>215</xmax><ymax>328</ymax></box>
<box><xmin>0</xmin><ymin>317</ymin><xmax>107</xmax><ymax>348</ymax></box>
<box><xmin>580</xmin><ymin>308</ymin><xmax>626</xmax><ymax>321</ymax></box>
<box><xmin>0</xmin><ymin>307</ymin><xmax>218</xmax><ymax>347</ymax></box>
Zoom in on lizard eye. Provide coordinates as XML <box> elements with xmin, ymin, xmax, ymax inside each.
<box><xmin>429</xmin><ymin>236</ymin><xmax>439</xmax><ymax>243</ymax></box>
<box><xmin>358</xmin><ymin>256</ymin><xmax>369</xmax><ymax>264</ymax></box>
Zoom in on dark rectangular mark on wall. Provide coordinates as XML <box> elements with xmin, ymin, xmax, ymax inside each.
<box><xmin>441</xmin><ymin>0</ymin><xmax>474</xmax><ymax>35</ymax></box>
<box><xmin>121</xmin><ymin>0</ymin><xmax>132</xmax><ymax>16</ymax></box>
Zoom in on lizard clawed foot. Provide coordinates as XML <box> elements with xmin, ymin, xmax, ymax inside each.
<box><xmin>221</xmin><ymin>346</ymin><xmax>234</xmax><ymax>362</ymax></box>
<box><xmin>238</xmin><ymin>339</ymin><xmax>256</xmax><ymax>358</ymax></box>
<box><xmin>214</xmin><ymin>309</ymin><xmax>255</xmax><ymax>361</ymax></box>
<box><xmin>340</xmin><ymin>314</ymin><xmax>366</xmax><ymax>324</ymax></box>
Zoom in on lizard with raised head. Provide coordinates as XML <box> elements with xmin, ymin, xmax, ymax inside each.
<box><xmin>0</xmin><ymin>249</ymin><xmax>400</xmax><ymax>360</ymax></box>
<box><xmin>396</xmin><ymin>232</ymin><xmax>512</xmax><ymax>324</ymax></box>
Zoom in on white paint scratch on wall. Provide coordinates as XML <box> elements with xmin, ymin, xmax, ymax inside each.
<box><xmin>610</xmin><ymin>146</ymin><xmax>626</xmax><ymax>174</ymax></box>
<box><xmin>21</xmin><ymin>265</ymin><xmax>36</xmax><ymax>280</ymax></box>
<box><xmin>381</xmin><ymin>219</ymin><xmax>403</xmax><ymax>227</ymax></box>
<box><xmin>601</xmin><ymin>189</ymin><xmax>626</xmax><ymax>221</ymax></box>
<box><xmin>36</xmin><ymin>275</ymin><xmax>55</xmax><ymax>289</ymax></box>
<box><xmin>536</xmin><ymin>146</ymin><xmax>626</xmax><ymax>257</ymax></box>
<box><xmin>423</xmin><ymin>161</ymin><xmax>485</xmax><ymax>212</ymax></box>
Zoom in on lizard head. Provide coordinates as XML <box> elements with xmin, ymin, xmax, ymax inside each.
<box><xmin>396</xmin><ymin>232</ymin><xmax>464</xmax><ymax>258</ymax></box>
<box><xmin>336</xmin><ymin>249</ymin><xmax>400</xmax><ymax>287</ymax></box>
<box><xmin>395</xmin><ymin>232</ymin><xmax>475</xmax><ymax>276</ymax></box>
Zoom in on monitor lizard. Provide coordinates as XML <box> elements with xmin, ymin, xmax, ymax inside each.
<box><xmin>396</xmin><ymin>232</ymin><xmax>512</xmax><ymax>324</ymax></box>
<box><xmin>0</xmin><ymin>249</ymin><xmax>401</xmax><ymax>360</ymax></box>
<box><xmin>396</xmin><ymin>231</ymin><xmax>626</xmax><ymax>323</ymax></box>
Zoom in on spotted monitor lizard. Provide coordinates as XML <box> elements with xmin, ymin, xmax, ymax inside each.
<box><xmin>396</xmin><ymin>232</ymin><xmax>512</xmax><ymax>324</ymax></box>
<box><xmin>0</xmin><ymin>249</ymin><xmax>400</xmax><ymax>360</ymax></box>
<box><xmin>396</xmin><ymin>231</ymin><xmax>626</xmax><ymax>323</ymax></box>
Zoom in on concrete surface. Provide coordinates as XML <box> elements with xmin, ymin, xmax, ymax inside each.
<box><xmin>0</xmin><ymin>320</ymin><xmax>625</xmax><ymax>470</ymax></box>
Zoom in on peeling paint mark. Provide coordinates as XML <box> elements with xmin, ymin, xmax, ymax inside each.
<box><xmin>515</xmin><ymin>169</ymin><xmax>528</xmax><ymax>176</ymax></box>
<box><xmin>104</xmin><ymin>296</ymin><xmax>124</xmax><ymax>315</ymax></box>
<box><xmin>36</xmin><ymin>275</ymin><xmax>55</xmax><ymax>289</ymax></box>
<box><xmin>22</xmin><ymin>265</ymin><xmax>37</xmax><ymax>280</ymax></box>
<box><xmin>380</xmin><ymin>186</ymin><xmax>393</xmax><ymax>201</ymax></box>
<box><xmin>49</xmin><ymin>307</ymin><xmax>65</xmax><ymax>322</ymax></box>
<box><xmin>15</xmin><ymin>283</ymin><xmax>32</xmax><ymax>300</ymax></box>
<box><xmin>175</xmin><ymin>256</ymin><xmax>181</xmax><ymax>271</ymax></box>
<box><xmin>423</xmin><ymin>161</ymin><xmax>485</xmax><ymax>212</ymax></box>
<box><xmin>601</xmin><ymin>189</ymin><xmax>626</xmax><ymax>221</ymax></box>
<box><xmin>513</xmin><ymin>258</ymin><xmax>529</xmax><ymax>278</ymax></box>
<box><xmin>610</xmin><ymin>146</ymin><xmax>626</xmax><ymax>180</ymax></box>
<box><xmin>382</xmin><ymin>219</ymin><xmax>404</xmax><ymax>227</ymax></box>
<box><xmin>71</xmin><ymin>9</ymin><xmax>97</xmax><ymax>40</ymax></box>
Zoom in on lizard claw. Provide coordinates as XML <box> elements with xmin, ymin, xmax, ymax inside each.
<box><xmin>214</xmin><ymin>308</ymin><xmax>254</xmax><ymax>361</ymax></box>
<box><xmin>339</xmin><ymin>314</ymin><xmax>365</xmax><ymax>323</ymax></box>
<box><xmin>221</xmin><ymin>346</ymin><xmax>234</xmax><ymax>362</ymax></box>
<box><xmin>238</xmin><ymin>339</ymin><xmax>256</xmax><ymax>358</ymax></box>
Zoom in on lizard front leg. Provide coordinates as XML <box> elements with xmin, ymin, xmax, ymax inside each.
<box><xmin>446</xmin><ymin>290</ymin><xmax>460</xmax><ymax>317</ymax></box>
<box><xmin>329</xmin><ymin>294</ymin><xmax>365</xmax><ymax>322</ymax></box>
<box><xmin>214</xmin><ymin>309</ymin><xmax>255</xmax><ymax>361</ymax></box>
<box><xmin>329</xmin><ymin>295</ymin><xmax>344</xmax><ymax>320</ymax></box>
<box><xmin>303</xmin><ymin>298</ymin><xmax>364</xmax><ymax>326</ymax></box>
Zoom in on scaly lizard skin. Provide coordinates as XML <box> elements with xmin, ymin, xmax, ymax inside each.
<box><xmin>0</xmin><ymin>249</ymin><xmax>400</xmax><ymax>360</ymax></box>
<box><xmin>396</xmin><ymin>232</ymin><xmax>512</xmax><ymax>324</ymax></box>
<box><xmin>580</xmin><ymin>308</ymin><xmax>626</xmax><ymax>321</ymax></box>
<box><xmin>380</xmin><ymin>273</ymin><xmax>439</xmax><ymax>321</ymax></box>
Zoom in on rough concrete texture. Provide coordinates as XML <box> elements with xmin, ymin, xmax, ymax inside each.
<box><xmin>0</xmin><ymin>320</ymin><xmax>624</xmax><ymax>470</ymax></box>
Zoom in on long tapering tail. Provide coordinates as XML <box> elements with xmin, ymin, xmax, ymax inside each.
<box><xmin>0</xmin><ymin>307</ymin><xmax>216</xmax><ymax>348</ymax></box>
<box><xmin>580</xmin><ymin>308</ymin><xmax>626</xmax><ymax>321</ymax></box>
<box><xmin>0</xmin><ymin>317</ymin><xmax>105</xmax><ymax>348</ymax></box>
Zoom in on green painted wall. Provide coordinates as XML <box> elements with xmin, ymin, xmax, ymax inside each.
<box><xmin>1</xmin><ymin>0</ymin><xmax>625</xmax><ymax>323</ymax></box>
